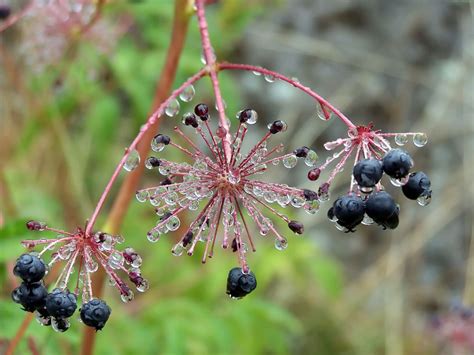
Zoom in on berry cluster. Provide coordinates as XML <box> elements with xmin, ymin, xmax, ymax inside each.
<box><xmin>136</xmin><ymin>103</ymin><xmax>319</xmax><ymax>298</ymax></box>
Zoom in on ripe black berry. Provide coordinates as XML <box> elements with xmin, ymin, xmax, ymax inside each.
<box><xmin>183</xmin><ymin>113</ymin><xmax>199</xmax><ymax>128</ymax></box>
<box><xmin>288</xmin><ymin>220</ymin><xmax>304</xmax><ymax>234</ymax></box>
<box><xmin>12</xmin><ymin>282</ymin><xmax>48</xmax><ymax>312</ymax></box>
<box><xmin>226</xmin><ymin>267</ymin><xmax>257</xmax><ymax>299</ymax></box>
<box><xmin>353</xmin><ymin>158</ymin><xmax>383</xmax><ymax>188</ymax></box>
<box><xmin>332</xmin><ymin>194</ymin><xmax>365</xmax><ymax>231</ymax></box>
<box><xmin>80</xmin><ymin>299</ymin><xmax>112</xmax><ymax>331</ymax></box>
<box><xmin>365</xmin><ymin>191</ymin><xmax>399</xmax><ymax>229</ymax></box>
<box><xmin>308</xmin><ymin>168</ymin><xmax>321</xmax><ymax>181</ymax></box>
<box><xmin>146</xmin><ymin>157</ymin><xmax>161</xmax><ymax>168</ymax></box>
<box><xmin>268</xmin><ymin>120</ymin><xmax>287</xmax><ymax>134</ymax></box>
<box><xmin>402</xmin><ymin>171</ymin><xmax>431</xmax><ymax>200</ymax></box>
<box><xmin>153</xmin><ymin>134</ymin><xmax>171</xmax><ymax>146</ymax></box>
<box><xmin>382</xmin><ymin>149</ymin><xmax>413</xmax><ymax>179</ymax></box>
<box><xmin>0</xmin><ymin>6</ymin><xmax>11</xmax><ymax>20</ymax></box>
<box><xmin>238</xmin><ymin>109</ymin><xmax>253</xmax><ymax>123</ymax></box>
<box><xmin>294</xmin><ymin>146</ymin><xmax>310</xmax><ymax>158</ymax></box>
<box><xmin>13</xmin><ymin>254</ymin><xmax>46</xmax><ymax>283</ymax></box>
<box><xmin>194</xmin><ymin>103</ymin><xmax>209</xmax><ymax>120</ymax></box>
<box><xmin>45</xmin><ymin>289</ymin><xmax>77</xmax><ymax>319</ymax></box>
<box><xmin>303</xmin><ymin>189</ymin><xmax>318</xmax><ymax>202</ymax></box>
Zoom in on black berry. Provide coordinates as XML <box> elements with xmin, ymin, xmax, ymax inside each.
<box><xmin>268</xmin><ymin>120</ymin><xmax>286</xmax><ymax>134</ymax></box>
<box><xmin>0</xmin><ymin>6</ymin><xmax>11</xmax><ymax>20</ymax></box>
<box><xmin>288</xmin><ymin>220</ymin><xmax>304</xmax><ymax>234</ymax></box>
<box><xmin>12</xmin><ymin>282</ymin><xmax>48</xmax><ymax>312</ymax></box>
<box><xmin>365</xmin><ymin>191</ymin><xmax>399</xmax><ymax>229</ymax></box>
<box><xmin>226</xmin><ymin>267</ymin><xmax>257</xmax><ymax>299</ymax></box>
<box><xmin>194</xmin><ymin>103</ymin><xmax>209</xmax><ymax>120</ymax></box>
<box><xmin>294</xmin><ymin>146</ymin><xmax>310</xmax><ymax>158</ymax></box>
<box><xmin>303</xmin><ymin>189</ymin><xmax>318</xmax><ymax>202</ymax></box>
<box><xmin>183</xmin><ymin>113</ymin><xmax>199</xmax><ymax>128</ymax></box>
<box><xmin>153</xmin><ymin>134</ymin><xmax>170</xmax><ymax>146</ymax></box>
<box><xmin>146</xmin><ymin>157</ymin><xmax>161</xmax><ymax>168</ymax></box>
<box><xmin>353</xmin><ymin>158</ymin><xmax>383</xmax><ymax>188</ymax></box>
<box><xmin>13</xmin><ymin>254</ymin><xmax>46</xmax><ymax>283</ymax></box>
<box><xmin>308</xmin><ymin>168</ymin><xmax>321</xmax><ymax>181</ymax></box>
<box><xmin>80</xmin><ymin>299</ymin><xmax>112</xmax><ymax>331</ymax></box>
<box><xmin>45</xmin><ymin>289</ymin><xmax>77</xmax><ymax>318</ymax></box>
<box><xmin>332</xmin><ymin>194</ymin><xmax>365</xmax><ymax>231</ymax></box>
<box><xmin>382</xmin><ymin>149</ymin><xmax>413</xmax><ymax>179</ymax></box>
<box><xmin>238</xmin><ymin>109</ymin><xmax>253</xmax><ymax>123</ymax></box>
<box><xmin>402</xmin><ymin>171</ymin><xmax>431</xmax><ymax>200</ymax></box>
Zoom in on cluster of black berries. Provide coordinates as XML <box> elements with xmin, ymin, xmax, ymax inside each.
<box><xmin>328</xmin><ymin>149</ymin><xmax>432</xmax><ymax>232</ymax></box>
<box><xmin>11</xmin><ymin>253</ymin><xmax>111</xmax><ymax>332</ymax></box>
<box><xmin>226</xmin><ymin>267</ymin><xmax>257</xmax><ymax>299</ymax></box>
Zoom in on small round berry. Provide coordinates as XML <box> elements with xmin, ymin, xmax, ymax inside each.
<box><xmin>402</xmin><ymin>171</ymin><xmax>431</xmax><ymax>200</ymax></box>
<box><xmin>288</xmin><ymin>220</ymin><xmax>304</xmax><ymax>234</ymax></box>
<box><xmin>183</xmin><ymin>113</ymin><xmax>199</xmax><ymax>128</ymax></box>
<box><xmin>182</xmin><ymin>231</ymin><xmax>193</xmax><ymax>247</ymax></box>
<box><xmin>294</xmin><ymin>146</ymin><xmax>310</xmax><ymax>158</ymax></box>
<box><xmin>194</xmin><ymin>103</ymin><xmax>209</xmax><ymax>119</ymax></box>
<box><xmin>80</xmin><ymin>299</ymin><xmax>112</xmax><ymax>331</ymax></box>
<box><xmin>332</xmin><ymin>195</ymin><xmax>365</xmax><ymax>231</ymax></box>
<box><xmin>365</xmin><ymin>191</ymin><xmax>399</xmax><ymax>229</ymax></box>
<box><xmin>268</xmin><ymin>120</ymin><xmax>287</xmax><ymax>134</ymax></box>
<box><xmin>226</xmin><ymin>267</ymin><xmax>257</xmax><ymax>299</ymax></box>
<box><xmin>12</xmin><ymin>282</ymin><xmax>48</xmax><ymax>312</ymax></box>
<box><xmin>153</xmin><ymin>134</ymin><xmax>171</xmax><ymax>146</ymax></box>
<box><xmin>303</xmin><ymin>189</ymin><xmax>318</xmax><ymax>202</ymax></box>
<box><xmin>238</xmin><ymin>109</ymin><xmax>254</xmax><ymax>123</ymax></box>
<box><xmin>382</xmin><ymin>149</ymin><xmax>413</xmax><ymax>179</ymax></box>
<box><xmin>0</xmin><ymin>6</ymin><xmax>11</xmax><ymax>20</ymax></box>
<box><xmin>353</xmin><ymin>158</ymin><xmax>383</xmax><ymax>188</ymax></box>
<box><xmin>308</xmin><ymin>168</ymin><xmax>321</xmax><ymax>181</ymax></box>
<box><xmin>45</xmin><ymin>289</ymin><xmax>77</xmax><ymax>319</ymax></box>
<box><xmin>13</xmin><ymin>254</ymin><xmax>46</xmax><ymax>283</ymax></box>
<box><xmin>26</xmin><ymin>220</ymin><xmax>46</xmax><ymax>231</ymax></box>
<box><xmin>145</xmin><ymin>157</ymin><xmax>161</xmax><ymax>168</ymax></box>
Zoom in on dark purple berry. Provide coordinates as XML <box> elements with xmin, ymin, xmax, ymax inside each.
<box><xmin>365</xmin><ymin>191</ymin><xmax>399</xmax><ymax>229</ymax></box>
<box><xmin>182</xmin><ymin>231</ymin><xmax>193</xmax><ymax>247</ymax></box>
<box><xmin>332</xmin><ymin>195</ymin><xmax>365</xmax><ymax>231</ymax></box>
<box><xmin>45</xmin><ymin>289</ymin><xmax>77</xmax><ymax>318</ymax></box>
<box><xmin>231</xmin><ymin>238</ymin><xmax>239</xmax><ymax>252</ymax></box>
<box><xmin>294</xmin><ymin>146</ymin><xmax>310</xmax><ymax>158</ymax></box>
<box><xmin>353</xmin><ymin>158</ymin><xmax>383</xmax><ymax>188</ymax></box>
<box><xmin>308</xmin><ymin>168</ymin><xmax>321</xmax><ymax>181</ymax></box>
<box><xmin>303</xmin><ymin>189</ymin><xmax>318</xmax><ymax>202</ymax></box>
<box><xmin>153</xmin><ymin>134</ymin><xmax>170</xmax><ymax>146</ymax></box>
<box><xmin>0</xmin><ymin>6</ymin><xmax>11</xmax><ymax>20</ymax></box>
<box><xmin>402</xmin><ymin>171</ymin><xmax>431</xmax><ymax>200</ymax></box>
<box><xmin>80</xmin><ymin>299</ymin><xmax>111</xmax><ymax>331</ymax></box>
<box><xmin>268</xmin><ymin>120</ymin><xmax>286</xmax><ymax>134</ymax></box>
<box><xmin>288</xmin><ymin>220</ymin><xmax>304</xmax><ymax>234</ymax></box>
<box><xmin>194</xmin><ymin>103</ymin><xmax>209</xmax><ymax>120</ymax></box>
<box><xmin>160</xmin><ymin>178</ymin><xmax>172</xmax><ymax>186</ymax></box>
<box><xmin>129</xmin><ymin>271</ymin><xmax>143</xmax><ymax>286</ymax></box>
<box><xmin>146</xmin><ymin>157</ymin><xmax>161</xmax><ymax>168</ymax></box>
<box><xmin>382</xmin><ymin>149</ymin><xmax>413</xmax><ymax>179</ymax></box>
<box><xmin>238</xmin><ymin>109</ymin><xmax>254</xmax><ymax>123</ymax></box>
<box><xmin>26</xmin><ymin>220</ymin><xmax>45</xmax><ymax>231</ymax></box>
<box><xmin>183</xmin><ymin>113</ymin><xmax>199</xmax><ymax>128</ymax></box>
<box><xmin>318</xmin><ymin>183</ymin><xmax>330</xmax><ymax>198</ymax></box>
<box><xmin>226</xmin><ymin>267</ymin><xmax>257</xmax><ymax>299</ymax></box>
<box><xmin>13</xmin><ymin>254</ymin><xmax>46</xmax><ymax>283</ymax></box>
<box><xmin>12</xmin><ymin>282</ymin><xmax>48</xmax><ymax>312</ymax></box>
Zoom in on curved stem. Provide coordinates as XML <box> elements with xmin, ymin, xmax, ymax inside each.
<box><xmin>195</xmin><ymin>0</ymin><xmax>232</xmax><ymax>163</ymax></box>
<box><xmin>218</xmin><ymin>62</ymin><xmax>357</xmax><ymax>129</ymax></box>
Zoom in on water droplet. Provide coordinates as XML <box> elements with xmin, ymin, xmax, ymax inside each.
<box><xmin>324</xmin><ymin>140</ymin><xmax>342</xmax><ymax>151</ymax></box>
<box><xmin>361</xmin><ymin>214</ymin><xmax>374</xmax><ymax>225</ymax></box>
<box><xmin>51</xmin><ymin>317</ymin><xmax>70</xmax><ymax>332</ymax></box>
<box><xmin>34</xmin><ymin>310</ymin><xmax>51</xmax><ymax>326</ymax></box>
<box><xmin>166</xmin><ymin>216</ymin><xmax>181</xmax><ymax>231</ymax></box>
<box><xmin>136</xmin><ymin>279</ymin><xmax>149</xmax><ymax>292</ymax></box>
<box><xmin>121</xmin><ymin>290</ymin><xmax>134</xmax><ymax>303</ymax></box>
<box><xmin>304</xmin><ymin>150</ymin><xmax>319</xmax><ymax>167</ymax></box>
<box><xmin>283</xmin><ymin>155</ymin><xmax>298</xmax><ymax>169</ymax></box>
<box><xmin>264</xmin><ymin>191</ymin><xmax>277</xmax><ymax>203</ymax></box>
<box><xmin>252</xmin><ymin>70</ymin><xmax>262</xmax><ymax>76</ymax></box>
<box><xmin>291</xmin><ymin>196</ymin><xmax>305</xmax><ymax>208</ymax></box>
<box><xmin>252</xmin><ymin>186</ymin><xmax>263</xmax><ymax>197</ymax></box>
<box><xmin>316</xmin><ymin>103</ymin><xmax>331</xmax><ymax>121</ymax></box>
<box><xmin>274</xmin><ymin>238</ymin><xmax>288</xmax><ymax>251</ymax></box>
<box><xmin>395</xmin><ymin>133</ymin><xmax>408</xmax><ymax>146</ymax></box>
<box><xmin>147</xmin><ymin>229</ymin><xmax>161</xmax><ymax>243</ymax></box>
<box><xmin>123</xmin><ymin>149</ymin><xmax>140</xmax><ymax>172</ymax></box>
<box><xmin>413</xmin><ymin>133</ymin><xmax>428</xmax><ymax>147</ymax></box>
<box><xmin>179</xmin><ymin>85</ymin><xmax>195</xmax><ymax>102</ymax></box>
<box><xmin>85</xmin><ymin>258</ymin><xmax>98</xmax><ymax>273</ymax></box>
<box><xmin>172</xmin><ymin>243</ymin><xmax>184</xmax><ymax>256</ymax></box>
<box><xmin>135</xmin><ymin>190</ymin><xmax>149</xmax><ymax>203</ymax></box>
<box><xmin>417</xmin><ymin>193</ymin><xmax>431</xmax><ymax>206</ymax></box>
<box><xmin>304</xmin><ymin>200</ymin><xmax>320</xmax><ymax>214</ymax></box>
<box><xmin>359</xmin><ymin>186</ymin><xmax>374</xmax><ymax>194</ymax></box>
<box><xmin>165</xmin><ymin>99</ymin><xmax>180</xmax><ymax>117</ymax></box>
<box><xmin>264</xmin><ymin>74</ymin><xmax>276</xmax><ymax>83</ymax></box>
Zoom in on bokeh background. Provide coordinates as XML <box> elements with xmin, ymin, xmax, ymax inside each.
<box><xmin>0</xmin><ymin>0</ymin><xmax>472</xmax><ymax>354</ymax></box>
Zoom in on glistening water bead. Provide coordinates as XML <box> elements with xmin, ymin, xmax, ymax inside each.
<box><xmin>395</xmin><ymin>134</ymin><xmax>408</xmax><ymax>146</ymax></box>
<box><xmin>413</xmin><ymin>133</ymin><xmax>428</xmax><ymax>147</ymax></box>
<box><xmin>123</xmin><ymin>149</ymin><xmax>140</xmax><ymax>172</ymax></box>
<box><xmin>165</xmin><ymin>99</ymin><xmax>180</xmax><ymax>117</ymax></box>
<box><xmin>179</xmin><ymin>85</ymin><xmax>195</xmax><ymax>102</ymax></box>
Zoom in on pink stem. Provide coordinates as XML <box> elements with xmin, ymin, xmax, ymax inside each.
<box><xmin>195</xmin><ymin>0</ymin><xmax>232</xmax><ymax>163</ymax></box>
<box><xmin>218</xmin><ymin>62</ymin><xmax>356</xmax><ymax>129</ymax></box>
<box><xmin>85</xmin><ymin>69</ymin><xmax>207</xmax><ymax>235</ymax></box>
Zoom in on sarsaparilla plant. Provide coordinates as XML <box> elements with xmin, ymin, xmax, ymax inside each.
<box><xmin>11</xmin><ymin>0</ymin><xmax>432</xmax><ymax>333</ymax></box>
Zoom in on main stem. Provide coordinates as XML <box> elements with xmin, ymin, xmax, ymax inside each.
<box><xmin>80</xmin><ymin>1</ymin><xmax>193</xmax><ymax>354</ymax></box>
<box><xmin>195</xmin><ymin>0</ymin><xmax>232</xmax><ymax>164</ymax></box>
